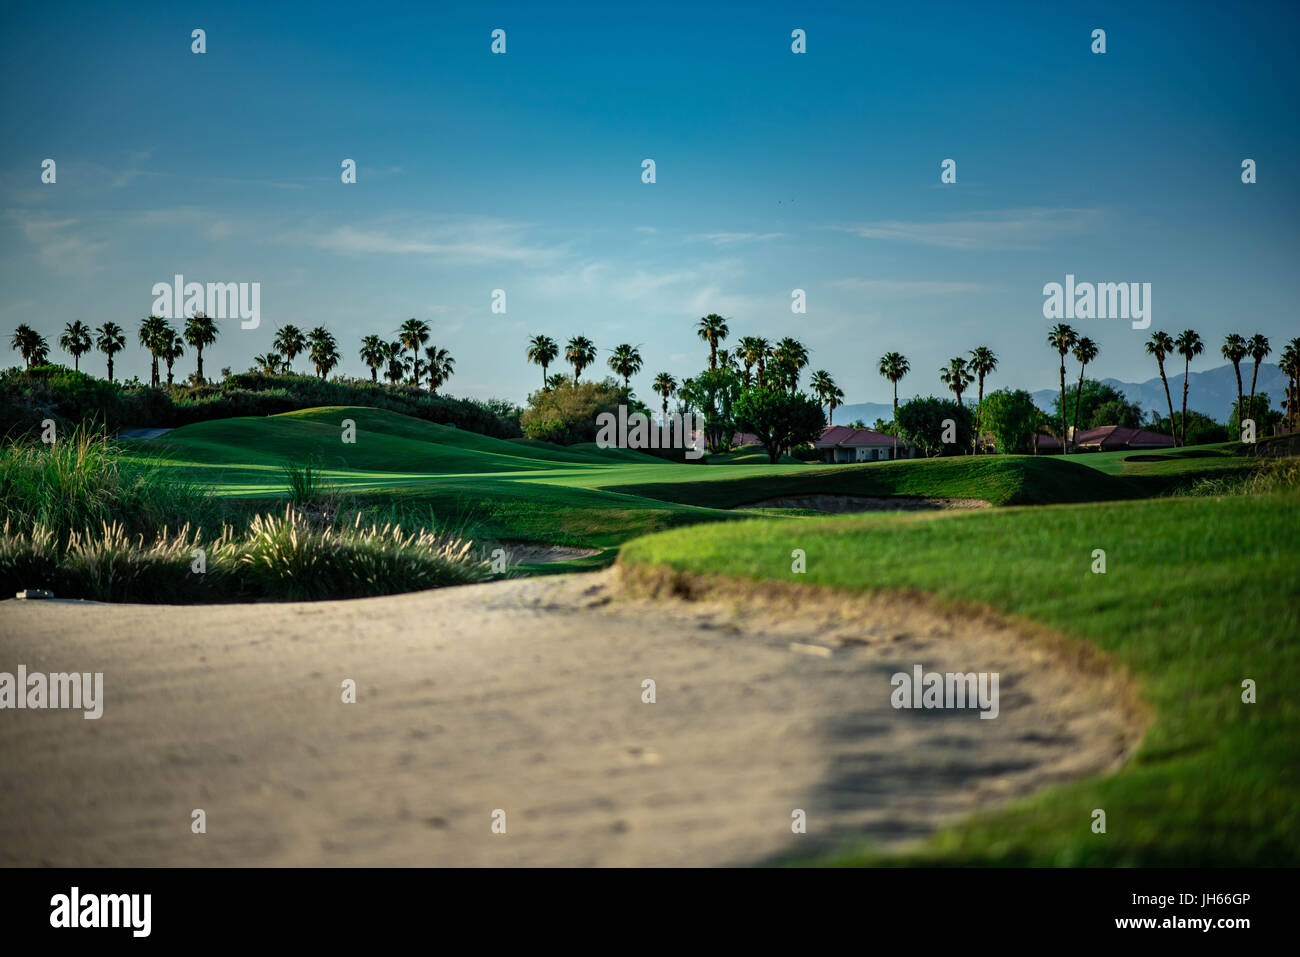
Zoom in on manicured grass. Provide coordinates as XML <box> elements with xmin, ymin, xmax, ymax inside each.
<box><xmin>620</xmin><ymin>491</ymin><xmax>1300</xmax><ymax>864</ymax></box>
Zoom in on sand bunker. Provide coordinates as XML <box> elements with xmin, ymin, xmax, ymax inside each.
<box><xmin>502</xmin><ymin>543</ymin><xmax>603</xmax><ymax>564</ymax></box>
<box><xmin>739</xmin><ymin>494</ymin><xmax>992</xmax><ymax>513</ymax></box>
<box><xmin>0</xmin><ymin>570</ymin><xmax>1142</xmax><ymax>866</ymax></box>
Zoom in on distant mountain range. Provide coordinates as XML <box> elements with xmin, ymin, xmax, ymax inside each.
<box><xmin>833</xmin><ymin>362</ymin><xmax>1288</xmax><ymax>426</ymax></box>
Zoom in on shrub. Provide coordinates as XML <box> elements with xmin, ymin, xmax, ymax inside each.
<box><xmin>520</xmin><ymin>378</ymin><xmax>627</xmax><ymax>445</ymax></box>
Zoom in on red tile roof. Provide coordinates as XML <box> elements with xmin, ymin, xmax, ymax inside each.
<box><xmin>1036</xmin><ymin>426</ymin><xmax>1175</xmax><ymax>450</ymax></box>
<box><xmin>814</xmin><ymin>425</ymin><xmax>897</xmax><ymax>448</ymax></box>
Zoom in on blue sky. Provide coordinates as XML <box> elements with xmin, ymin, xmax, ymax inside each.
<box><xmin>2</xmin><ymin>0</ymin><xmax>1297</xmax><ymax>406</ymax></box>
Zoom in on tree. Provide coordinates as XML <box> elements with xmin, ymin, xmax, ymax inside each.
<box><xmin>1221</xmin><ymin>333</ymin><xmax>1248</xmax><ymax>435</ymax></box>
<box><xmin>252</xmin><ymin>353</ymin><xmax>284</xmax><ymax>374</ymax></box>
<box><xmin>57</xmin><ymin>321</ymin><xmax>93</xmax><ymax>372</ymax></box>
<box><xmin>1247</xmin><ymin>334</ymin><xmax>1271</xmax><ymax>420</ymax></box>
<box><xmin>1175</xmin><ymin>329</ymin><xmax>1204</xmax><ymax>447</ymax></box>
<box><xmin>184</xmin><ymin>312</ymin><xmax>219</xmax><ymax>383</ymax></box>
<box><xmin>968</xmin><ymin>346</ymin><xmax>998</xmax><ymax>453</ymax></box>
<box><xmin>979</xmin><ymin>388</ymin><xmax>1043</xmax><ymax>454</ymax></box>
<box><xmin>527</xmin><ymin>334</ymin><xmax>559</xmax><ymax>389</ymax></box>
<box><xmin>307</xmin><ymin>327</ymin><xmax>341</xmax><ymax>379</ymax></box>
<box><xmin>938</xmin><ymin>357</ymin><xmax>974</xmax><ymax>452</ymax></box>
<box><xmin>359</xmin><ymin>334</ymin><xmax>387</xmax><ymax>382</ymax></box>
<box><xmin>677</xmin><ymin>367</ymin><xmax>743</xmax><ymax>453</ymax></box>
<box><xmin>1047</xmin><ymin>323</ymin><xmax>1079</xmax><ymax>454</ymax></box>
<box><xmin>1051</xmin><ymin>380</ymin><xmax>1141</xmax><ymax>431</ymax></box>
<box><xmin>652</xmin><ymin>372</ymin><xmax>677</xmax><ymax>418</ymax></box>
<box><xmin>384</xmin><ymin>341</ymin><xmax>405</xmax><ymax>385</ymax></box>
<box><xmin>138</xmin><ymin>315</ymin><xmax>171</xmax><ymax>387</ymax></box>
<box><xmin>95</xmin><ymin>322</ymin><xmax>126</xmax><ymax>382</ymax></box>
<box><xmin>608</xmin><ymin>343</ymin><xmax>643</xmax><ymax>391</ymax></box>
<box><xmin>896</xmin><ymin>396</ymin><xmax>974</xmax><ymax>457</ymax></box>
<box><xmin>696</xmin><ymin>314</ymin><xmax>729</xmax><ymax>371</ymax></box>
<box><xmin>519</xmin><ymin>377</ymin><xmax>627</xmax><ymax>445</ymax></box>
<box><xmin>877</xmin><ymin>352</ymin><xmax>910</xmax><ymax>459</ymax></box>
<box><xmin>1229</xmin><ymin>393</ymin><xmax>1281</xmax><ymax>439</ymax></box>
<box><xmin>771</xmin><ymin>337</ymin><xmax>809</xmax><ymax>392</ymax></box>
<box><xmin>273</xmin><ymin>325</ymin><xmax>306</xmax><ymax>374</ymax></box>
<box><xmin>424</xmin><ymin>345</ymin><xmax>455</xmax><ymax>394</ymax></box>
<box><xmin>566</xmin><ymin>335</ymin><xmax>597</xmax><ymax>384</ymax></box>
<box><xmin>10</xmin><ymin>324</ymin><xmax>49</xmax><ymax>369</ymax></box>
<box><xmin>1070</xmin><ymin>337</ymin><xmax>1098</xmax><ymax>450</ymax></box>
<box><xmin>161</xmin><ymin>330</ymin><xmax>184</xmax><ymax>386</ymax></box>
<box><xmin>399</xmin><ymin>318</ymin><xmax>430</xmax><ymax>387</ymax></box>
<box><xmin>1145</xmin><ymin>330</ymin><xmax>1178</xmax><ymax>446</ymax></box>
<box><xmin>809</xmin><ymin>370</ymin><xmax>843</xmax><ymax>425</ymax></box>
<box><xmin>736</xmin><ymin>336</ymin><xmax>765</xmax><ymax>388</ymax></box>
<box><xmin>733</xmin><ymin>387</ymin><xmax>826</xmax><ymax>463</ymax></box>
<box><xmin>1281</xmin><ymin>339</ymin><xmax>1300</xmax><ymax>432</ymax></box>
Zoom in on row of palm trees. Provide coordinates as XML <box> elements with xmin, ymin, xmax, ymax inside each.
<box><xmin>10</xmin><ymin>313</ymin><xmax>1300</xmax><ymax>439</ymax></box>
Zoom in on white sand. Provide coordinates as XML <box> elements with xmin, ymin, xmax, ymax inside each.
<box><xmin>0</xmin><ymin>571</ymin><xmax>1141</xmax><ymax>866</ymax></box>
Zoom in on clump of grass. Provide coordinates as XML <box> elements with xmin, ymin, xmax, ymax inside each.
<box><xmin>1181</xmin><ymin>456</ymin><xmax>1300</xmax><ymax>497</ymax></box>
<box><xmin>0</xmin><ymin>506</ymin><xmax>492</xmax><ymax>603</ymax></box>
<box><xmin>0</xmin><ymin>424</ymin><xmax>216</xmax><ymax>542</ymax></box>
<box><xmin>231</xmin><ymin>506</ymin><xmax>492</xmax><ymax>600</ymax></box>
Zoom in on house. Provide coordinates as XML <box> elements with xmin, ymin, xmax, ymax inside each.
<box><xmin>813</xmin><ymin>425</ymin><xmax>916</xmax><ymax>463</ymax></box>
<box><xmin>1036</xmin><ymin>425</ymin><xmax>1176</xmax><ymax>453</ymax></box>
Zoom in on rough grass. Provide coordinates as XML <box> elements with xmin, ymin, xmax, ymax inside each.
<box><xmin>619</xmin><ymin>488</ymin><xmax>1300</xmax><ymax>865</ymax></box>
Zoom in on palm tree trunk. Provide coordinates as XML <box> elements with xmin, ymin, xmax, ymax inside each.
<box><xmin>1233</xmin><ymin>362</ymin><xmax>1244</xmax><ymax>429</ymax></box>
<box><xmin>1248</xmin><ymin>361</ymin><xmax>1260</xmax><ymax>421</ymax></box>
<box><xmin>1158</xmin><ymin>359</ymin><xmax>1176</xmax><ymax>446</ymax></box>
<box><xmin>1059</xmin><ymin>356</ymin><xmax>1068</xmax><ymax>455</ymax></box>
<box><xmin>1181</xmin><ymin>358</ymin><xmax>1191</xmax><ymax>446</ymax></box>
<box><xmin>974</xmin><ymin>376</ymin><xmax>984</xmax><ymax>453</ymax></box>
<box><xmin>107</xmin><ymin>356</ymin><xmax>114</xmax><ymax>382</ymax></box>
<box><xmin>541</xmin><ymin>362</ymin><xmax>548</xmax><ymax>389</ymax></box>
<box><xmin>1072</xmin><ymin>363</ymin><xmax>1087</xmax><ymax>448</ymax></box>
<box><xmin>892</xmin><ymin>383</ymin><xmax>899</xmax><ymax>459</ymax></box>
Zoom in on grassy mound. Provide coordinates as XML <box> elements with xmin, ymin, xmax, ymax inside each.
<box><xmin>619</xmin><ymin>489</ymin><xmax>1300</xmax><ymax>865</ymax></box>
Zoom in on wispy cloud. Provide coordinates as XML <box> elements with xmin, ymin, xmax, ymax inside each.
<box><xmin>833</xmin><ymin>208</ymin><xmax>1101</xmax><ymax>250</ymax></box>
<box><xmin>4</xmin><ymin>210</ymin><xmax>106</xmax><ymax>275</ymax></box>
<box><xmin>292</xmin><ymin>218</ymin><xmax>563</xmax><ymax>265</ymax></box>
<box><xmin>685</xmin><ymin>231</ymin><xmax>788</xmax><ymax>246</ymax></box>
<box><xmin>832</xmin><ymin>278</ymin><xmax>986</xmax><ymax>295</ymax></box>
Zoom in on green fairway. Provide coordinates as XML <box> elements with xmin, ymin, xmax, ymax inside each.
<box><xmin>620</xmin><ymin>491</ymin><xmax>1300</xmax><ymax>865</ymax></box>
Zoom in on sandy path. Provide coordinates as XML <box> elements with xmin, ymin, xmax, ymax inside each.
<box><xmin>0</xmin><ymin>572</ymin><xmax>1141</xmax><ymax>866</ymax></box>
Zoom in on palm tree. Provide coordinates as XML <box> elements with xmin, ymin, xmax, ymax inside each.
<box><xmin>384</xmin><ymin>341</ymin><xmax>405</xmax><ymax>385</ymax></box>
<box><xmin>424</xmin><ymin>345</ymin><xmax>455</xmax><ymax>394</ymax></box>
<box><xmin>652</xmin><ymin>372</ymin><xmax>677</xmax><ymax>418</ymax></box>
<box><xmin>747</xmin><ymin>337</ymin><xmax>772</xmax><ymax>388</ymax></box>
<box><xmin>1145</xmin><ymin>330</ymin><xmax>1178</xmax><ymax>444</ymax></box>
<box><xmin>1070</xmin><ymin>337</ymin><xmax>1098</xmax><ymax>449</ymax></box>
<box><xmin>1221</xmin><ymin>333</ymin><xmax>1248</xmax><ymax>426</ymax></box>
<box><xmin>877</xmin><ymin>352</ymin><xmax>910</xmax><ymax>459</ymax></box>
<box><xmin>273</xmin><ymin>325</ymin><xmax>306</xmax><ymax>375</ymax></box>
<box><xmin>696</xmin><ymin>314</ymin><xmax>729</xmax><ymax>370</ymax></box>
<box><xmin>95</xmin><ymin>322</ymin><xmax>126</xmax><ymax>382</ymax></box>
<box><xmin>184</xmin><ymin>312</ymin><xmax>218</xmax><ymax>383</ymax></box>
<box><xmin>968</xmin><ymin>346</ymin><xmax>998</xmax><ymax>453</ymax></box>
<box><xmin>1047</xmin><ymin>323</ymin><xmax>1079</xmax><ymax>454</ymax></box>
<box><xmin>608</xmin><ymin>343</ymin><xmax>643</xmax><ymax>391</ymax></box>
<box><xmin>57</xmin><ymin>321</ymin><xmax>93</xmax><ymax>372</ymax></box>
<box><xmin>398</xmin><ymin>318</ymin><xmax>430</xmax><ymax>387</ymax></box>
<box><xmin>307</xmin><ymin>327</ymin><xmax>341</xmax><ymax>379</ymax></box>
<box><xmin>566</xmin><ymin>335</ymin><xmax>597</xmax><ymax>384</ymax></box>
<box><xmin>809</xmin><ymin>370</ymin><xmax>840</xmax><ymax>424</ymax></box>
<box><xmin>138</xmin><ymin>315</ymin><xmax>171</xmax><ymax>387</ymax></box>
<box><xmin>1247</xmin><ymin>334</ymin><xmax>1271</xmax><ymax>423</ymax></box>
<box><xmin>10</xmin><ymin>324</ymin><xmax>48</xmax><ymax>370</ymax></box>
<box><xmin>772</xmin><ymin>337</ymin><xmax>809</xmax><ymax>392</ymax></box>
<box><xmin>736</xmin><ymin>336</ymin><xmax>765</xmax><ymax>388</ymax></box>
<box><xmin>359</xmin><ymin>334</ymin><xmax>387</xmax><ymax>382</ymax></box>
<box><xmin>939</xmin><ymin>358</ymin><xmax>975</xmax><ymax>449</ymax></box>
<box><xmin>1281</xmin><ymin>338</ymin><xmax>1300</xmax><ymax>432</ymax></box>
<box><xmin>527</xmin><ymin>334</ymin><xmax>559</xmax><ymax>390</ymax></box>
<box><xmin>1175</xmin><ymin>329</ymin><xmax>1204</xmax><ymax>447</ymax></box>
<box><xmin>161</xmin><ymin>330</ymin><xmax>185</xmax><ymax>386</ymax></box>
<box><xmin>252</xmin><ymin>353</ymin><xmax>284</xmax><ymax>374</ymax></box>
